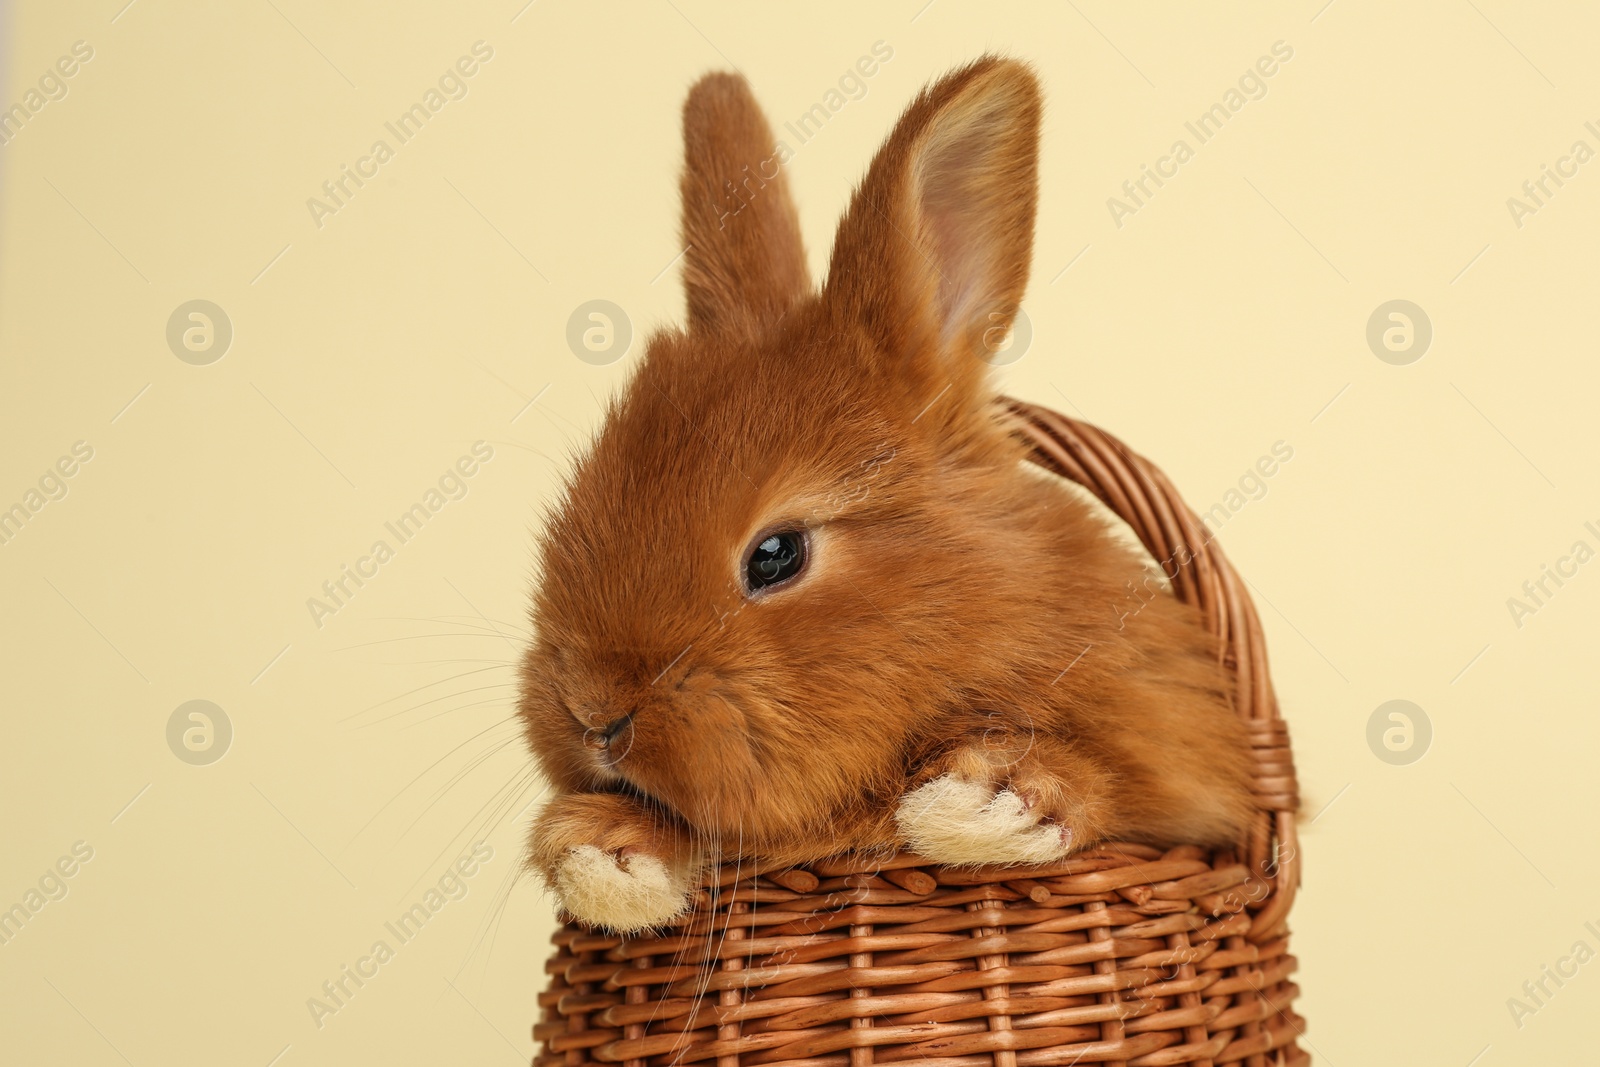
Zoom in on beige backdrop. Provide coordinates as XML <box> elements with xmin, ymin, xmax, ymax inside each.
<box><xmin>3</xmin><ymin>1</ymin><xmax>1597</xmax><ymax>1063</ymax></box>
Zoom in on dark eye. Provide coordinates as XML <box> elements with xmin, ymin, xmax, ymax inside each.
<box><xmin>745</xmin><ymin>530</ymin><xmax>807</xmax><ymax>593</ymax></box>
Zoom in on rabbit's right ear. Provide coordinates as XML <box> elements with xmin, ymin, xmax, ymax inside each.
<box><xmin>679</xmin><ymin>73</ymin><xmax>809</xmax><ymax>335</ymax></box>
<box><xmin>824</xmin><ymin>58</ymin><xmax>1041</xmax><ymax>427</ymax></box>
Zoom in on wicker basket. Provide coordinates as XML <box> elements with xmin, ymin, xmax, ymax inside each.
<box><xmin>536</xmin><ymin>401</ymin><xmax>1306</xmax><ymax>1067</ymax></box>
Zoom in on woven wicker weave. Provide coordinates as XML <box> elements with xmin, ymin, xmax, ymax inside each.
<box><xmin>536</xmin><ymin>401</ymin><xmax>1306</xmax><ymax>1067</ymax></box>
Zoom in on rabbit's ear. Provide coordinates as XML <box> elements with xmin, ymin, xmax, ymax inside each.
<box><xmin>824</xmin><ymin>57</ymin><xmax>1040</xmax><ymax>416</ymax></box>
<box><xmin>679</xmin><ymin>73</ymin><xmax>809</xmax><ymax>334</ymax></box>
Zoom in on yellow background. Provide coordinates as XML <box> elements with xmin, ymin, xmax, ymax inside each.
<box><xmin>3</xmin><ymin>1</ymin><xmax>1596</xmax><ymax>1063</ymax></box>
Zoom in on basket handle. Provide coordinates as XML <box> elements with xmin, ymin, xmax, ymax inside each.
<box><xmin>1001</xmin><ymin>398</ymin><xmax>1300</xmax><ymax>942</ymax></box>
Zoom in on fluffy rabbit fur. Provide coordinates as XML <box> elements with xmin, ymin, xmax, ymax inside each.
<box><xmin>520</xmin><ymin>56</ymin><xmax>1255</xmax><ymax>932</ymax></box>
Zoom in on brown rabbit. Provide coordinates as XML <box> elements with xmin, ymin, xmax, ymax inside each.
<box><xmin>519</xmin><ymin>56</ymin><xmax>1255</xmax><ymax>931</ymax></box>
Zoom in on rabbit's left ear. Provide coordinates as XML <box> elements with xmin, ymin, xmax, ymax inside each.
<box><xmin>679</xmin><ymin>73</ymin><xmax>810</xmax><ymax>334</ymax></box>
<box><xmin>824</xmin><ymin>57</ymin><xmax>1041</xmax><ymax>416</ymax></box>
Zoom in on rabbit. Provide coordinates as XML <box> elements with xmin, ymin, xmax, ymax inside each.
<box><xmin>519</xmin><ymin>55</ymin><xmax>1256</xmax><ymax>933</ymax></box>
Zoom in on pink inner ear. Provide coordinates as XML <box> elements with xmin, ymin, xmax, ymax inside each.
<box><xmin>913</xmin><ymin>93</ymin><xmax>1023</xmax><ymax>347</ymax></box>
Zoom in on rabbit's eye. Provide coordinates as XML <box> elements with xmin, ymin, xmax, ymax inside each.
<box><xmin>745</xmin><ymin>531</ymin><xmax>807</xmax><ymax>593</ymax></box>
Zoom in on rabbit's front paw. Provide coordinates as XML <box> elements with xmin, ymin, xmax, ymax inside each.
<box><xmin>895</xmin><ymin>774</ymin><xmax>1073</xmax><ymax>865</ymax></box>
<box><xmin>552</xmin><ymin>845</ymin><xmax>693</xmax><ymax>933</ymax></box>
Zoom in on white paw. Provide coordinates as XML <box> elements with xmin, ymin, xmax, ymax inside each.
<box><xmin>552</xmin><ymin>845</ymin><xmax>692</xmax><ymax>933</ymax></box>
<box><xmin>895</xmin><ymin>775</ymin><xmax>1072</xmax><ymax>865</ymax></box>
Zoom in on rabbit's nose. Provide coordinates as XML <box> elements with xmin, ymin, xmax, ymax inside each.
<box><xmin>582</xmin><ymin>711</ymin><xmax>635</xmax><ymax>750</ymax></box>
